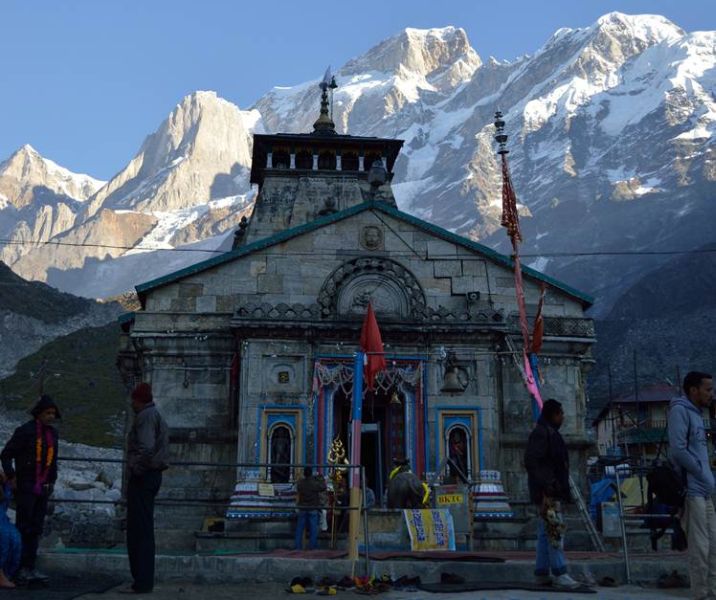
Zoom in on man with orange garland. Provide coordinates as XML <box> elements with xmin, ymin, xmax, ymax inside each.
<box><xmin>1</xmin><ymin>395</ymin><xmax>60</xmax><ymax>585</ymax></box>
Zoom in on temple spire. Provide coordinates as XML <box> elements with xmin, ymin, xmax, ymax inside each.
<box><xmin>313</xmin><ymin>67</ymin><xmax>338</xmax><ymax>135</ymax></box>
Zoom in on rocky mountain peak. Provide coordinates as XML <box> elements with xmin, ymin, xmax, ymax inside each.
<box><xmin>0</xmin><ymin>144</ymin><xmax>104</xmax><ymax>210</ymax></box>
<box><xmin>342</xmin><ymin>26</ymin><xmax>481</xmax><ymax>83</ymax></box>
<box><xmin>83</xmin><ymin>90</ymin><xmax>263</xmax><ymax>215</ymax></box>
<box><xmin>593</xmin><ymin>12</ymin><xmax>684</xmax><ymax>43</ymax></box>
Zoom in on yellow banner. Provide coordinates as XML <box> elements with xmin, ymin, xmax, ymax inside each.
<box><xmin>403</xmin><ymin>509</ymin><xmax>456</xmax><ymax>551</ymax></box>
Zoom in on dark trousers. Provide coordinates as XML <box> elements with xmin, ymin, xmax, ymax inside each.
<box><xmin>15</xmin><ymin>490</ymin><xmax>49</xmax><ymax>570</ymax></box>
<box><xmin>126</xmin><ymin>471</ymin><xmax>162</xmax><ymax>592</ymax></box>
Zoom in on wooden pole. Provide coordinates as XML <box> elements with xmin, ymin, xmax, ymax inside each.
<box><xmin>348</xmin><ymin>351</ymin><xmax>364</xmax><ymax>561</ymax></box>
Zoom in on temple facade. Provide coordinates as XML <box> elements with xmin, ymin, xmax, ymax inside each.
<box><xmin>118</xmin><ymin>87</ymin><xmax>595</xmax><ymax>533</ymax></box>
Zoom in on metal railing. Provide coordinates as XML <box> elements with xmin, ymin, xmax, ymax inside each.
<box><xmin>50</xmin><ymin>455</ymin><xmax>371</xmax><ymax>573</ymax></box>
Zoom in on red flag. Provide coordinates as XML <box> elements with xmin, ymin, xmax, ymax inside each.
<box><xmin>531</xmin><ymin>284</ymin><xmax>547</xmax><ymax>355</ymax></box>
<box><xmin>359</xmin><ymin>302</ymin><xmax>386</xmax><ymax>391</ymax></box>
<box><xmin>500</xmin><ymin>154</ymin><xmax>522</xmax><ymax>249</ymax></box>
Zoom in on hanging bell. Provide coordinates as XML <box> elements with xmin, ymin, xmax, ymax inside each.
<box><xmin>390</xmin><ymin>389</ymin><xmax>402</xmax><ymax>406</ymax></box>
<box><xmin>441</xmin><ymin>366</ymin><xmax>465</xmax><ymax>393</ymax></box>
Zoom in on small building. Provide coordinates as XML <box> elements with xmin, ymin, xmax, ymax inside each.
<box><xmin>592</xmin><ymin>384</ymin><xmax>677</xmax><ymax>459</ymax></box>
<box><xmin>118</xmin><ymin>85</ymin><xmax>595</xmax><ymax>543</ymax></box>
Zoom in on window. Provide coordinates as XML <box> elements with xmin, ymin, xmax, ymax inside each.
<box><xmin>269</xmin><ymin>425</ymin><xmax>292</xmax><ymax>483</ymax></box>
<box><xmin>341</xmin><ymin>152</ymin><xmax>359</xmax><ymax>171</ymax></box>
<box><xmin>273</xmin><ymin>150</ymin><xmax>290</xmax><ymax>169</ymax></box>
<box><xmin>295</xmin><ymin>150</ymin><xmax>313</xmax><ymax>170</ymax></box>
<box><xmin>318</xmin><ymin>150</ymin><xmax>336</xmax><ymax>170</ymax></box>
<box><xmin>445</xmin><ymin>426</ymin><xmax>471</xmax><ymax>483</ymax></box>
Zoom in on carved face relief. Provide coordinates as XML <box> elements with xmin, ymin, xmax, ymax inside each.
<box><xmin>360</xmin><ymin>226</ymin><xmax>383</xmax><ymax>251</ymax></box>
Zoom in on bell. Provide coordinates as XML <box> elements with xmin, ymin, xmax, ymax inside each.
<box><xmin>441</xmin><ymin>367</ymin><xmax>465</xmax><ymax>393</ymax></box>
<box><xmin>390</xmin><ymin>390</ymin><xmax>402</xmax><ymax>406</ymax></box>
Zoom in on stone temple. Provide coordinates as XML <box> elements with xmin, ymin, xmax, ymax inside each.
<box><xmin>118</xmin><ymin>82</ymin><xmax>595</xmax><ymax>548</ymax></box>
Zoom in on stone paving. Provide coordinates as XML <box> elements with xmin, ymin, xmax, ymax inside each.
<box><xmin>74</xmin><ymin>581</ymin><xmax>691</xmax><ymax>600</ymax></box>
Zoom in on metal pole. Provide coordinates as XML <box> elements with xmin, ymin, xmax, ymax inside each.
<box><xmin>614</xmin><ymin>463</ymin><xmax>631</xmax><ymax>584</ymax></box>
<box><xmin>361</xmin><ymin>465</ymin><xmax>370</xmax><ymax>577</ymax></box>
<box><xmin>348</xmin><ymin>351</ymin><xmax>364</xmax><ymax>561</ymax></box>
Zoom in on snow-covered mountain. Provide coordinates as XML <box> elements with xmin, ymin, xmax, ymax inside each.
<box><xmin>1</xmin><ymin>13</ymin><xmax>714</xmax><ymax>309</ymax></box>
<box><xmin>0</xmin><ymin>145</ymin><xmax>105</xmax><ymax>266</ymax></box>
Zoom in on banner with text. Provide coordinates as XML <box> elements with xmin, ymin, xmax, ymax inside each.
<box><xmin>403</xmin><ymin>509</ymin><xmax>456</xmax><ymax>551</ymax></box>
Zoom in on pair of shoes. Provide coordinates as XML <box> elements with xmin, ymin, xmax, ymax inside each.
<box><xmin>440</xmin><ymin>572</ymin><xmax>465</xmax><ymax>584</ymax></box>
<box><xmin>553</xmin><ymin>574</ymin><xmax>580</xmax><ymax>589</ymax></box>
<box><xmin>336</xmin><ymin>576</ymin><xmax>354</xmax><ymax>589</ymax></box>
<box><xmin>14</xmin><ymin>568</ymin><xmax>30</xmax><ymax>585</ymax></box>
<box><xmin>535</xmin><ymin>574</ymin><xmax>552</xmax><ymax>586</ymax></box>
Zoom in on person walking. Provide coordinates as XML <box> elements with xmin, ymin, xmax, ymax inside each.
<box><xmin>122</xmin><ymin>383</ymin><xmax>169</xmax><ymax>595</ymax></box>
<box><xmin>294</xmin><ymin>467</ymin><xmax>326</xmax><ymax>550</ymax></box>
<box><xmin>0</xmin><ymin>395</ymin><xmax>59</xmax><ymax>585</ymax></box>
<box><xmin>524</xmin><ymin>398</ymin><xmax>580</xmax><ymax>590</ymax></box>
<box><xmin>669</xmin><ymin>371</ymin><xmax>715</xmax><ymax>600</ymax></box>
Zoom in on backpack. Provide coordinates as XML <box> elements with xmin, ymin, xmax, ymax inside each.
<box><xmin>643</xmin><ymin>415</ymin><xmax>690</xmax><ymax>551</ymax></box>
<box><xmin>646</xmin><ymin>464</ymin><xmax>687</xmax><ymax>508</ymax></box>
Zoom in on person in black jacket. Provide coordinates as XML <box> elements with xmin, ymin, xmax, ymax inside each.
<box><xmin>524</xmin><ymin>399</ymin><xmax>580</xmax><ymax>590</ymax></box>
<box><xmin>0</xmin><ymin>395</ymin><xmax>60</xmax><ymax>585</ymax></box>
<box><xmin>122</xmin><ymin>382</ymin><xmax>169</xmax><ymax>595</ymax></box>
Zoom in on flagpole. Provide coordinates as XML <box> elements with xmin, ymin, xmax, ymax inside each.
<box><xmin>495</xmin><ymin>111</ymin><xmax>543</xmax><ymax>420</ymax></box>
<box><xmin>348</xmin><ymin>350</ymin><xmax>364</xmax><ymax>562</ymax></box>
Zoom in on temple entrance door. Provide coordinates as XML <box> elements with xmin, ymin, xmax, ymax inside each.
<box><xmin>360</xmin><ymin>423</ymin><xmax>383</xmax><ymax>506</ymax></box>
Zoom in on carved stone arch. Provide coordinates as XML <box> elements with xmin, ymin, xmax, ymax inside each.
<box><xmin>317</xmin><ymin>257</ymin><xmax>426</xmax><ymax>320</ymax></box>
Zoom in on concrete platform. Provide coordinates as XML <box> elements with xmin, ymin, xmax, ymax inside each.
<box><xmin>39</xmin><ymin>548</ymin><xmax>688</xmax><ymax>588</ymax></box>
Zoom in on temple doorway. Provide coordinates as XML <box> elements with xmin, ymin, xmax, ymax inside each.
<box><xmin>332</xmin><ymin>388</ymin><xmax>406</xmax><ymax>505</ymax></box>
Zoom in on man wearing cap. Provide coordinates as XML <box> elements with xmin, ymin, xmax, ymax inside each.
<box><xmin>122</xmin><ymin>383</ymin><xmax>169</xmax><ymax>595</ymax></box>
<box><xmin>0</xmin><ymin>395</ymin><xmax>60</xmax><ymax>584</ymax></box>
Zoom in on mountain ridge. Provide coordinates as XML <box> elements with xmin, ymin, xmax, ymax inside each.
<box><xmin>0</xmin><ymin>12</ymin><xmax>712</xmax><ymax>312</ymax></box>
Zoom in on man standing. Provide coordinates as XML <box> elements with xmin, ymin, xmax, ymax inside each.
<box><xmin>122</xmin><ymin>383</ymin><xmax>169</xmax><ymax>595</ymax></box>
<box><xmin>0</xmin><ymin>395</ymin><xmax>60</xmax><ymax>585</ymax></box>
<box><xmin>524</xmin><ymin>398</ymin><xmax>580</xmax><ymax>590</ymax></box>
<box><xmin>669</xmin><ymin>371</ymin><xmax>715</xmax><ymax>600</ymax></box>
<box><xmin>294</xmin><ymin>467</ymin><xmax>326</xmax><ymax>550</ymax></box>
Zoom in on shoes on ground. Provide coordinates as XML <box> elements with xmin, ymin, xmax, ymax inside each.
<box><xmin>535</xmin><ymin>574</ymin><xmax>552</xmax><ymax>586</ymax></box>
<box><xmin>553</xmin><ymin>574</ymin><xmax>580</xmax><ymax>589</ymax></box>
<box><xmin>29</xmin><ymin>569</ymin><xmax>49</xmax><ymax>582</ymax></box>
<box><xmin>14</xmin><ymin>568</ymin><xmax>32</xmax><ymax>585</ymax></box>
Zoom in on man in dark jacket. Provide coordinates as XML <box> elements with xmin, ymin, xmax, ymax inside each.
<box><xmin>524</xmin><ymin>399</ymin><xmax>579</xmax><ymax>590</ymax></box>
<box><xmin>122</xmin><ymin>383</ymin><xmax>169</xmax><ymax>594</ymax></box>
<box><xmin>0</xmin><ymin>395</ymin><xmax>60</xmax><ymax>584</ymax></box>
<box><xmin>294</xmin><ymin>467</ymin><xmax>326</xmax><ymax>550</ymax></box>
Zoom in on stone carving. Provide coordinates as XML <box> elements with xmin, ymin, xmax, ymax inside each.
<box><xmin>506</xmin><ymin>315</ymin><xmax>595</xmax><ymax>337</ymax></box>
<box><xmin>318</xmin><ymin>257</ymin><xmax>426</xmax><ymax>320</ymax></box>
<box><xmin>360</xmin><ymin>225</ymin><xmax>383</xmax><ymax>250</ymax></box>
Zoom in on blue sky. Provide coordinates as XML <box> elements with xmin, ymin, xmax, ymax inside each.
<box><xmin>1</xmin><ymin>0</ymin><xmax>714</xmax><ymax>180</ymax></box>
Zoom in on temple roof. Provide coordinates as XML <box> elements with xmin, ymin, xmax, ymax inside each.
<box><xmin>135</xmin><ymin>200</ymin><xmax>594</xmax><ymax>308</ymax></box>
<box><xmin>249</xmin><ymin>132</ymin><xmax>404</xmax><ymax>186</ymax></box>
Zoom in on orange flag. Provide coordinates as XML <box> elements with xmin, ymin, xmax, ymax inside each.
<box><xmin>359</xmin><ymin>302</ymin><xmax>386</xmax><ymax>391</ymax></box>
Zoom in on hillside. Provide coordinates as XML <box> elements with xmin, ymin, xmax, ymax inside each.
<box><xmin>0</xmin><ymin>322</ymin><xmax>126</xmax><ymax>447</ymax></box>
<box><xmin>589</xmin><ymin>243</ymin><xmax>716</xmax><ymax>401</ymax></box>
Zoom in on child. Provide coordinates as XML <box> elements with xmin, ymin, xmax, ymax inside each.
<box><xmin>0</xmin><ymin>473</ymin><xmax>21</xmax><ymax>588</ymax></box>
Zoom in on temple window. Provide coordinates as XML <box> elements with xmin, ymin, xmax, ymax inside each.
<box><xmin>342</xmin><ymin>152</ymin><xmax>359</xmax><ymax>171</ymax></box>
<box><xmin>273</xmin><ymin>150</ymin><xmax>290</xmax><ymax>169</ymax></box>
<box><xmin>269</xmin><ymin>424</ymin><xmax>293</xmax><ymax>483</ymax></box>
<box><xmin>318</xmin><ymin>150</ymin><xmax>336</xmax><ymax>170</ymax></box>
<box><xmin>295</xmin><ymin>150</ymin><xmax>312</xmax><ymax>170</ymax></box>
<box><xmin>445</xmin><ymin>425</ymin><xmax>471</xmax><ymax>483</ymax></box>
